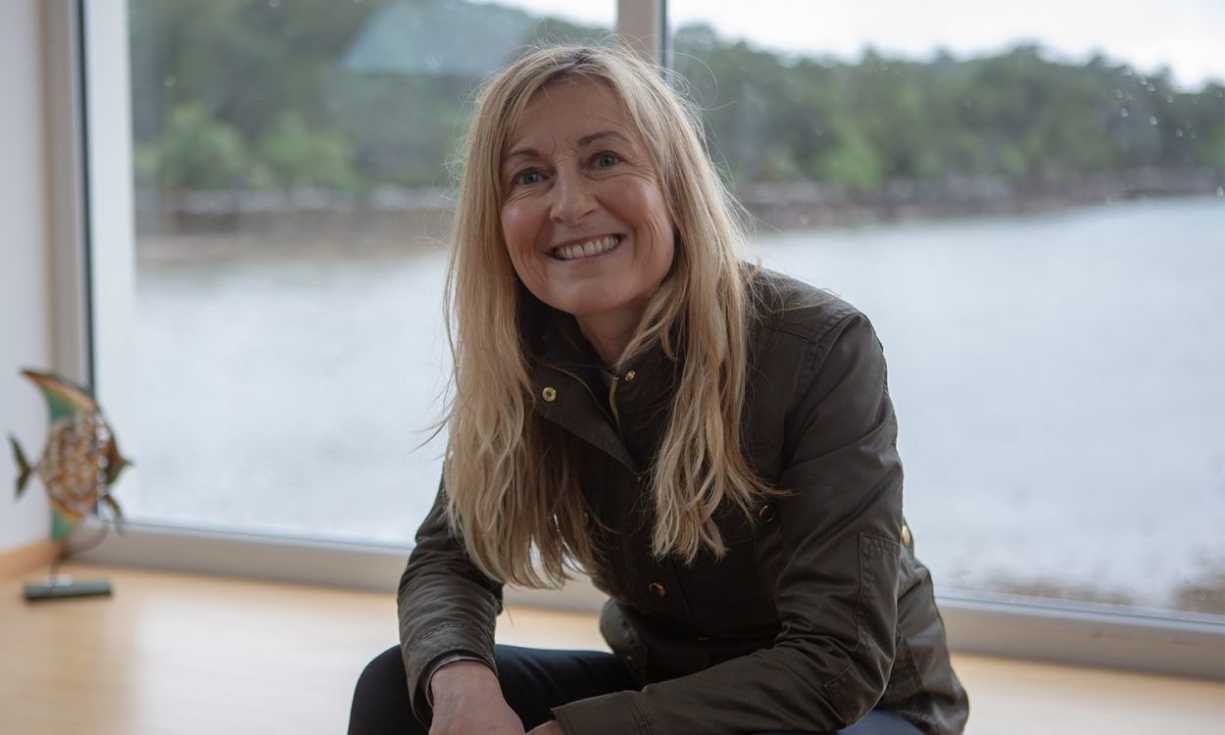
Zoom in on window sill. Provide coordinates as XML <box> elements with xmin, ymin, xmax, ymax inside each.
<box><xmin>73</xmin><ymin>518</ymin><xmax>1225</xmax><ymax>680</ymax></box>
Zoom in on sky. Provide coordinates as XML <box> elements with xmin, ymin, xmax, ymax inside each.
<box><xmin>480</xmin><ymin>0</ymin><xmax>1225</xmax><ymax>89</ymax></box>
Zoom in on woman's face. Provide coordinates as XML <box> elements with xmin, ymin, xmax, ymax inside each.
<box><xmin>499</xmin><ymin>78</ymin><xmax>675</xmax><ymax>326</ymax></box>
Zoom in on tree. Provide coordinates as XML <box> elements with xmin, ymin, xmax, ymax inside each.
<box><xmin>135</xmin><ymin>102</ymin><xmax>250</xmax><ymax>190</ymax></box>
<box><xmin>256</xmin><ymin>112</ymin><xmax>358</xmax><ymax>191</ymax></box>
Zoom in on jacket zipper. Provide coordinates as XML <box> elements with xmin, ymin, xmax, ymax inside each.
<box><xmin>607</xmin><ymin>373</ymin><xmax>622</xmax><ymax>431</ymax></box>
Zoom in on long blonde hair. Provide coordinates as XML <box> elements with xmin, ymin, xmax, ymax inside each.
<box><xmin>442</xmin><ymin>45</ymin><xmax>770</xmax><ymax>588</ymax></box>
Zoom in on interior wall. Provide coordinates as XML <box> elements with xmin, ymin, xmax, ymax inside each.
<box><xmin>0</xmin><ymin>0</ymin><xmax>53</xmax><ymax>552</ymax></box>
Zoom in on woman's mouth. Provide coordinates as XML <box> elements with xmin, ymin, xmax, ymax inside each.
<box><xmin>550</xmin><ymin>235</ymin><xmax>624</xmax><ymax>261</ymax></box>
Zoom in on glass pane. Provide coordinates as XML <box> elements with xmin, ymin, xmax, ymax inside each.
<box><xmin>119</xmin><ymin>0</ymin><xmax>614</xmax><ymax>544</ymax></box>
<box><xmin>670</xmin><ymin>1</ymin><xmax>1225</xmax><ymax>617</ymax></box>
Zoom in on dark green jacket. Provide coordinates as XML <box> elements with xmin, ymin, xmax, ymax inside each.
<box><xmin>398</xmin><ymin>268</ymin><xmax>970</xmax><ymax>734</ymax></box>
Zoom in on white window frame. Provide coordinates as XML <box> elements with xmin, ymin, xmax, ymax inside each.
<box><xmin>55</xmin><ymin>0</ymin><xmax>1224</xmax><ymax>681</ymax></box>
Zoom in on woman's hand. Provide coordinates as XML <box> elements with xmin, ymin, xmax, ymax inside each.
<box><xmin>525</xmin><ymin>722</ymin><xmax>563</xmax><ymax>735</ymax></box>
<box><xmin>428</xmin><ymin>661</ymin><xmax>525</xmax><ymax>735</ymax></box>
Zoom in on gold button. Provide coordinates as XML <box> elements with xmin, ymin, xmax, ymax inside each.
<box><xmin>542</xmin><ymin>386</ymin><xmax>557</xmax><ymax>402</ymax></box>
<box><xmin>758</xmin><ymin>503</ymin><xmax>776</xmax><ymax>522</ymax></box>
<box><xmin>648</xmin><ymin>582</ymin><xmax>666</xmax><ymax>598</ymax></box>
<box><xmin>901</xmin><ymin>522</ymin><xmax>912</xmax><ymax>547</ymax></box>
<box><xmin>624</xmin><ymin>370</ymin><xmax>637</xmax><ymax>382</ymax></box>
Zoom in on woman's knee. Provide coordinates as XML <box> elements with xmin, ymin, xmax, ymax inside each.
<box><xmin>349</xmin><ymin>645</ymin><xmax>423</xmax><ymax>735</ymax></box>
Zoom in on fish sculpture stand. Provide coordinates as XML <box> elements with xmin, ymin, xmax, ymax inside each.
<box><xmin>8</xmin><ymin>369</ymin><xmax>131</xmax><ymax>601</ymax></box>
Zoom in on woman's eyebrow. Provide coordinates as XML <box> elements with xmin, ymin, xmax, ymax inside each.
<box><xmin>577</xmin><ymin>130</ymin><xmax>631</xmax><ymax>147</ymax></box>
<box><xmin>503</xmin><ymin>146</ymin><xmax>540</xmax><ymax>167</ymax></box>
<box><xmin>502</xmin><ymin>130</ymin><xmax>632</xmax><ymax>170</ymax></box>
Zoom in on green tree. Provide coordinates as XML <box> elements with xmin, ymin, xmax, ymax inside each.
<box><xmin>256</xmin><ymin>112</ymin><xmax>358</xmax><ymax>191</ymax></box>
<box><xmin>817</xmin><ymin>120</ymin><xmax>884</xmax><ymax>190</ymax></box>
<box><xmin>135</xmin><ymin>102</ymin><xmax>250</xmax><ymax>190</ymax></box>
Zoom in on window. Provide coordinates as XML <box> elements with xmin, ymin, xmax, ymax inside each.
<box><xmin>669</xmin><ymin>0</ymin><xmax>1225</xmax><ymax>619</ymax></box>
<box><xmin>74</xmin><ymin>0</ymin><xmax>1223</xmax><ymax>676</ymax></box>
<box><xmin>98</xmin><ymin>0</ymin><xmax>614</xmax><ymax>545</ymax></box>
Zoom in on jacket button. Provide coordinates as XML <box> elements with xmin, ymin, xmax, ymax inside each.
<box><xmin>648</xmin><ymin>582</ymin><xmax>667</xmax><ymax>598</ymax></box>
<box><xmin>901</xmin><ymin>522</ymin><xmax>913</xmax><ymax>547</ymax></box>
<box><xmin>624</xmin><ymin>370</ymin><xmax>637</xmax><ymax>382</ymax></box>
<box><xmin>541</xmin><ymin>386</ymin><xmax>557</xmax><ymax>402</ymax></box>
<box><xmin>758</xmin><ymin>503</ymin><xmax>776</xmax><ymax>523</ymax></box>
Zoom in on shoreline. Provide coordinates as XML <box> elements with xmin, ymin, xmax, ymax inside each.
<box><xmin>133</xmin><ymin>172</ymin><xmax>1223</xmax><ymax>263</ymax></box>
<box><xmin>739</xmin><ymin>168</ymin><xmax>1223</xmax><ymax>230</ymax></box>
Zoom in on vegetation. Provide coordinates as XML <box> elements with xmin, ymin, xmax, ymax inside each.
<box><xmin>129</xmin><ymin>0</ymin><xmax>1224</xmax><ymax>197</ymax></box>
<box><xmin>672</xmin><ymin>29</ymin><xmax>1223</xmax><ymax>191</ymax></box>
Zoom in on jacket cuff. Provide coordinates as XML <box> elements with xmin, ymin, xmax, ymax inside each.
<box><xmin>552</xmin><ymin>690</ymin><xmax>651</xmax><ymax>735</ymax></box>
<box><xmin>407</xmin><ymin>641</ymin><xmax>497</xmax><ymax>726</ymax></box>
<box><xmin>423</xmin><ymin>653</ymin><xmax>491</xmax><ymax>706</ymax></box>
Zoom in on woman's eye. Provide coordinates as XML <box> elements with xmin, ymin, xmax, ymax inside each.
<box><xmin>594</xmin><ymin>152</ymin><xmax>621</xmax><ymax>169</ymax></box>
<box><xmin>514</xmin><ymin>169</ymin><xmax>544</xmax><ymax>186</ymax></box>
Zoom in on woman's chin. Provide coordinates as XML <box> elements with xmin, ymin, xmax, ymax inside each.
<box><xmin>551</xmin><ymin>296</ymin><xmax>623</xmax><ymax>319</ymax></box>
<box><xmin>539</xmin><ymin>274</ymin><xmax>664</xmax><ymax>323</ymax></box>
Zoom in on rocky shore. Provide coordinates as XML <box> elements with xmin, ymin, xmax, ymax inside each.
<box><xmin>133</xmin><ymin>167</ymin><xmax>1223</xmax><ymax>261</ymax></box>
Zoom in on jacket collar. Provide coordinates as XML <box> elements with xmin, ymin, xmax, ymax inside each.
<box><xmin>520</xmin><ymin>291</ymin><xmax>680</xmax><ymax>473</ymax></box>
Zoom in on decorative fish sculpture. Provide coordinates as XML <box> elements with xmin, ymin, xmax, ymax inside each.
<box><xmin>8</xmin><ymin>369</ymin><xmax>130</xmax><ymax>541</ymax></box>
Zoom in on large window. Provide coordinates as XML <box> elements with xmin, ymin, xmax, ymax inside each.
<box><xmin>76</xmin><ymin>0</ymin><xmax>1223</xmax><ymax>673</ymax></box>
<box><xmin>669</xmin><ymin>0</ymin><xmax>1225</xmax><ymax>618</ymax></box>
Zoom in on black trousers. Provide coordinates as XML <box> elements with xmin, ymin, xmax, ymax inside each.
<box><xmin>349</xmin><ymin>644</ymin><xmax>920</xmax><ymax>735</ymax></box>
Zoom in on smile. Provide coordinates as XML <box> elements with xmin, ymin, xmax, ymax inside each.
<box><xmin>550</xmin><ymin>235</ymin><xmax>624</xmax><ymax>261</ymax></box>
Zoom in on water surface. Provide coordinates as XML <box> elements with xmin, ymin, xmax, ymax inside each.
<box><xmin>125</xmin><ymin>197</ymin><xmax>1225</xmax><ymax>613</ymax></box>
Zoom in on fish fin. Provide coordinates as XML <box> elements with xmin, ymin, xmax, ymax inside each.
<box><xmin>20</xmin><ymin>369</ymin><xmax>96</xmax><ymax>423</ymax></box>
<box><xmin>103</xmin><ymin>436</ymin><xmax>132</xmax><ymax>486</ymax></box>
<box><xmin>9</xmin><ymin>435</ymin><xmax>32</xmax><ymax>498</ymax></box>
<box><xmin>101</xmin><ymin>494</ymin><xmax>126</xmax><ymax>535</ymax></box>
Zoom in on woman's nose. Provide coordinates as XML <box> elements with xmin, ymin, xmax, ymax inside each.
<box><xmin>549</xmin><ymin>170</ymin><xmax>597</xmax><ymax>225</ymax></box>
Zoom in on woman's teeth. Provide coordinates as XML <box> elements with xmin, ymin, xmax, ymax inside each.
<box><xmin>553</xmin><ymin>235</ymin><xmax>622</xmax><ymax>261</ymax></box>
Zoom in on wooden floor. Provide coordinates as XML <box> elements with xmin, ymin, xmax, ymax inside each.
<box><xmin>1</xmin><ymin>563</ymin><xmax>1221</xmax><ymax>734</ymax></box>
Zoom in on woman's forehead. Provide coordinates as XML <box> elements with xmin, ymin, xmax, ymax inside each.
<box><xmin>504</xmin><ymin>78</ymin><xmax>638</xmax><ymax>156</ymax></box>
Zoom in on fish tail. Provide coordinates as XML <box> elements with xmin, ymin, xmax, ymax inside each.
<box><xmin>9</xmin><ymin>435</ymin><xmax>32</xmax><ymax>498</ymax></box>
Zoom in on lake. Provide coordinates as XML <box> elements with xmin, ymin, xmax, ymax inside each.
<box><xmin>122</xmin><ymin>196</ymin><xmax>1225</xmax><ymax>615</ymax></box>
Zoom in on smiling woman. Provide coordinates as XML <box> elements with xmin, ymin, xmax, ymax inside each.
<box><xmin>499</xmin><ymin>80</ymin><xmax>676</xmax><ymax>365</ymax></box>
<box><xmin>347</xmin><ymin>46</ymin><xmax>969</xmax><ymax>735</ymax></box>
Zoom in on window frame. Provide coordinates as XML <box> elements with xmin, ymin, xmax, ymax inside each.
<box><xmin>60</xmin><ymin>0</ymin><xmax>1224</xmax><ymax>681</ymax></box>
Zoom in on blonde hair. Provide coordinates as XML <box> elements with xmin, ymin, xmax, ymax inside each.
<box><xmin>442</xmin><ymin>45</ymin><xmax>770</xmax><ymax>588</ymax></box>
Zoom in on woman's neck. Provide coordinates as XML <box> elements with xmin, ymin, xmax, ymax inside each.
<box><xmin>575</xmin><ymin>306</ymin><xmax>643</xmax><ymax>367</ymax></box>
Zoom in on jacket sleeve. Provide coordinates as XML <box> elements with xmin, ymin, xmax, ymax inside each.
<box><xmin>551</xmin><ymin>313</ymin><xmax>904</xmax><ymax>735</ymax></box>
<box><xmin>398</xmin><ymin>478</ymin><xmax>504</xmax><ymax>725</ymax></box>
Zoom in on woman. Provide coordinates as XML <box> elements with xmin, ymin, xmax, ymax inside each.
<box><xmin>350</xmin><ymin>45</ymin><xmax>969</xmax><ymax>735</ymax></box>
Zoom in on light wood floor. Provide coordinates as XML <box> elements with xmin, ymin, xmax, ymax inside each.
<box><xmin>1</xmin><ymin>563</ymin><xmax>1221</xmax><ymax>734</ymax></box>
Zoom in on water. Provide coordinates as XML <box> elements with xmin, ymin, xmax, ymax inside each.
<box><xmin>123</xmin><ymin>197</ymin><xmax>1225</xmax><ymax>614</ymax></box>
<box><xmin>749</xmin><ymin>198</ymin><xmax>1225</xmax><ymax>612</ymax></box>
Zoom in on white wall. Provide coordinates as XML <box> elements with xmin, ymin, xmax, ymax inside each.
<box><xmin>0</xmin><ymin>0</ymin><xmax>52</xmax><ymax>551</ymax></box>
